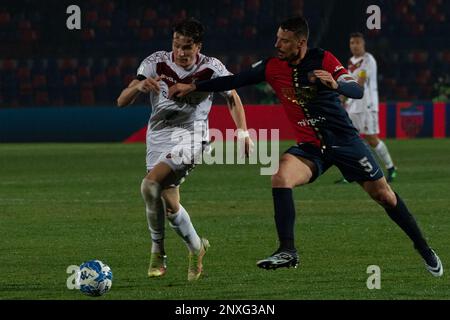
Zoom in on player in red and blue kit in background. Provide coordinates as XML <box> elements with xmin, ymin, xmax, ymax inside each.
<box><xmin>169</xmin><ymin>17</ymin><xmax>443</xmax><ymax>277</ymax></box>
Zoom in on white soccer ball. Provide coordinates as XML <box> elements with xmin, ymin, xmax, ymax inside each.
<box><xmin>76</xmin><ymin>259</ymin><xmax>113</xmax><ymax>297</ymax></box>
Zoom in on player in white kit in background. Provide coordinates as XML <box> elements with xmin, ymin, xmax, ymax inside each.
<box><xmin>337</xmin><ymin>32</ymin><xmax>397</xmax><ymax>184</ymax></box>
<box><xmin>117</xmin><ymin>18</ymin><xmax>253</xmax><ymax>281</ymax></box>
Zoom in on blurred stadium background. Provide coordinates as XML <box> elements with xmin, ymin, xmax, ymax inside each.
<box><xmin>1</xmin><ymin>0</ymin><xmax>449</xmax><ymax>107</ymax></box>
<box><xmin>1</xmin><ymin>0</ymin><xmax>450</xmax><ymax>301</ymax></box>
<box><xmin>1</xmin><ymin>0</ymin><xmax>449</xmax><ymax>142</ymax></box>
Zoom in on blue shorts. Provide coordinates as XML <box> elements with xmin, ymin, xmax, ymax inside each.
<box><xmin>286</xmin><ymin>137</ymin><xmax>384</xmax><ymax>183</ymax></box>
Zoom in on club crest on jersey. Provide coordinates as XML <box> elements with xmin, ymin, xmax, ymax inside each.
<box><xmin>281</xmin><ymin>86</ymin><xmax>317</xmax><ymax>106</ymax></box>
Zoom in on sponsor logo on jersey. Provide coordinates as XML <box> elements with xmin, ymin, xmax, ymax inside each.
<box><xmin>297</xmin><ymin>116</ymin><xmax>327</xmax><ymax>127</ymax></box>
<box><xmin>160</xmin><ymin>74</ymin><xmax>176</xmax><ymax>84</ymax></box>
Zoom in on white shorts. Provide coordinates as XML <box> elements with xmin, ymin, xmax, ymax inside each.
<box><xmin>348</xmin><ymin>111</ymin><xmax>380</xmax><ymax>135</ymax></box>
<box><xmin>146</xmin><ymin>143</ymin><xmax>205</xmax><ymax>186</ymax></box>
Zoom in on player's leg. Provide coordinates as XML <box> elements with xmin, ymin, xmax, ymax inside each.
<box><xmin>163</xmin><ymin>186</ymin><xmax>202</xmax><ymax>255</ymax></box>
<box><xmin>364</xmin><ymin>111</ymin><xmax>397</xmax><ymax>182</ymax></box>
<box><xmin>360</xmin><ymin>178</ymin><xmax>443</xmax><ymax>277</ymax></box>
<box><xmin>162</xmin><ymin>187</ymin><xmax>209</xmax><ymax>281</ymax></box>
<box><xmin>364</xmin><ymin>134</ymin><xmax>391</xmax><ymax>167</ymax></box>
<box><xmin>271</xmin><ymin>153</ymin><xmax>316</xmax><ymax>252</ymax></box>
<box><xmin>365</xmin><ymin>134</ymin><xmax>397</xmax><ymax>182</ymax></box>
<box><xmin>141</xmin><ymin>161</ymin><xmax>175</xmax><ymax>277</ymax></box>
<box><xmin>257</xmin><ymin>145</ymin><xmax>326</xmax><ymax>270</ymax></box>
<box><xmin>335</xmin><ymin>137</ymin><xmax>442</xmax><ymax>276</ymax></box>
<box><xmin>334</xmin><ymin>112</ymin><xmax>367</xmax><ymax>184</ymax></box>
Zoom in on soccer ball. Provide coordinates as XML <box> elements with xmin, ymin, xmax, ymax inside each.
<box><xmin>76</xmin><ymin>259</ymin><xmax>113</xmax><ymax>297</ymax></box>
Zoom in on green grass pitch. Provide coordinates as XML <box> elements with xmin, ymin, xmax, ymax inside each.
<box><xmin>0</xmin><ymin>139</ymin><xmax>449</xmax><ymax>300</ymax></box>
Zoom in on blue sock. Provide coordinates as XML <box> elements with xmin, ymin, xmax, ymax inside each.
<box><xmin>272</xmin><ymin>188</ymin><xmax>296</xmax><ymax>251</ymax></box>
<box><xmin>385</xmin><ymin>193</ymin><xmax>430</xmax><ymax>256</ymax></box>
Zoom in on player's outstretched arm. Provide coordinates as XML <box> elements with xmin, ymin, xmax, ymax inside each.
<box><xmin>117</xmin><ymin>77</ymin><xmax>161</xmax><ymax>107</ymax></box>
<box><xmin>169</xmin><ymin>64</ymin><xmax>266</xmax><ymax>99</ymax></box>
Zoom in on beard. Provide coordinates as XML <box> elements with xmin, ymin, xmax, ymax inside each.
<box><xmin>279</xmin><ymin>51</ymin><xmax>301</xmax><ymax>63</ymax></box>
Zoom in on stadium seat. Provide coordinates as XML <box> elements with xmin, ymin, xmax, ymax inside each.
<box><xmin>78</xmin><ymin>66</ymin><xmax>91</xmax><ymax>81</ymax></box>
<box><xmin>82</xmin><ymin>29</ymin><xmax>96</xmax><ymax>41</ymax></box>
<box><xmin>17</xmin><ymin>66</ymin><xmax>31</xmax><ymax>81</ymax></box>
<box><xmin>81</xmin><ymin>83</ymin><xmax>95</xmax><ymax>105</ymax></box>
<box><xmin>0</xmin><ymin>11</ymin><xmax>11</xmax><ymax>26</ymax></box>
<box><xmin>128</xmin><ymin>18</ymin><xmax>140</xmax><ymax>29</ymax></box>
<box><xmin>21</xmin><ymin>29</ymin><xmax>38</xmax><ymax>42</ymax></box>
<box><xmin>18</xmin><ymin>20</ymin><xmax>31</xmax><ymax>30</ymax></box>
<box><xmin>19</xmin><ymin>82</ymin><xmax>33</xmax><ymax>106</ymax></box>
<box><xmin>35</xmin><ymin>91</ymin><xmax>49</xmax><ymax>105</ymax></box>
<box><xmin>85</xmin><ymin>11</ymin><xmax>99</xmax><ymax>24</ymax></box>
<box><xmin>143</xmin><ymin>9</ymin><xmax>157</xmax><ymax>21</ymax></box>
<box><xmin>139</xmin><ymin>28</ymin><xmax>154</xmax><ymax>41</ymax></box>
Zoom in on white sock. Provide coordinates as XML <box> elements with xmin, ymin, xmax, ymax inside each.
<box><xmin>167</xmin><ymin>204</ymin><xmax>201</xmax><ymax>253</ymax></box>
<box><xmin>141</xmin><ymin>179</ymin><xmax>166</xmax><ymax>254</ymax></box>
<box><xmin>373</xmin><ymin>141</ymin><xmax>394</xmax><ymax>169</ymax></box>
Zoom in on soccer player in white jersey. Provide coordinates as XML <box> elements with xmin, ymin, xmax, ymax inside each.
<box><xmin>117</xmin><ymin>18</ymin><xmax>253</xmax><ymax>281</ymax></box>
<box><xmin>338</xmin><ymin>32</ymin><xmax>397</xmax><ymax>183</ymax></box>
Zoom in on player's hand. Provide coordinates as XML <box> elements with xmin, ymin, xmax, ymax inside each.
<box><xmin>339</xmin><ymin>95</ymin><xmax>349</xmax><ymax>107</ymax></box>
<box><xmin>243</xmin><ymin>136</ymin><xmax>255</xmax><ymax>158</ymax></box>
<box><xmin>137</xmin><ymin>76</ymin><xmax>161</xmax><ymax>94</ymax></box>
<box><xmin>313</xmin><ymin>70</ymin><xmax>338</xmax><ymax>89</ymax></box>
<box><xmin>168</xmin><ymin>83</ymin><xmax>196</xmax><ymax>99</ymax></box>
<box><xmin>237</xmin><ymin>130</ymin><xmax>254</xmax><ymax>158</ymax></box>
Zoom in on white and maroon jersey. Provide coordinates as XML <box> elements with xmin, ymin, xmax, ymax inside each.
<box><xmin>346</xmin><ymin>52</ymin><xmax>379</xmax><ymax>113</ymax></box>
<box><xmin>137</xmin><ymin>51</ymin><xmax>232</xmax><ymax>151</ymax></box>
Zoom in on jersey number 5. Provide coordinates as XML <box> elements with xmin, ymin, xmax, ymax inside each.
<box><xmin>359</xmin><ymin>157</ymin><xmax>374</xmax><ymax>173</ymax></box>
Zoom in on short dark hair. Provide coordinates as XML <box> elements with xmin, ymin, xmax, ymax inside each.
<box><xmin>350</xmin><ymin>32</ymin><xmax>365</xmax><ymax>40</ymax></box>
<box><xmin>173</xmin><ymin>18</ymin><xmax>205</xmax><ymax>43</ymax></box>
<box><xmin>279</xmin><ymin>16</ymin><xmax>309</xmax><ymax>39</ymax></box>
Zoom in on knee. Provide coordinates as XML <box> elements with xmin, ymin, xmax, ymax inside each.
<box><xmin>366</xmin><ymin>136</ymin><xmax>379</xmax><ymax>148</ymax></box>
<box><xmin>370</xmin><ymin>188</ymin><xmax>396</xmax><ymax>207</ymax></box>
<box><xmin>163</xmin><ymin>197</ymin><xmax>179</xmax><ymax>214</ymax></box>
<box><xmin>140</xmin><ymin>178</ymin><xmax>161</xmax><ymax>202</ymax></box>
<box><xmin>271</xmin><ymin>171</ymin><xmax>293</xmax><ymax>188</ymax></box>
